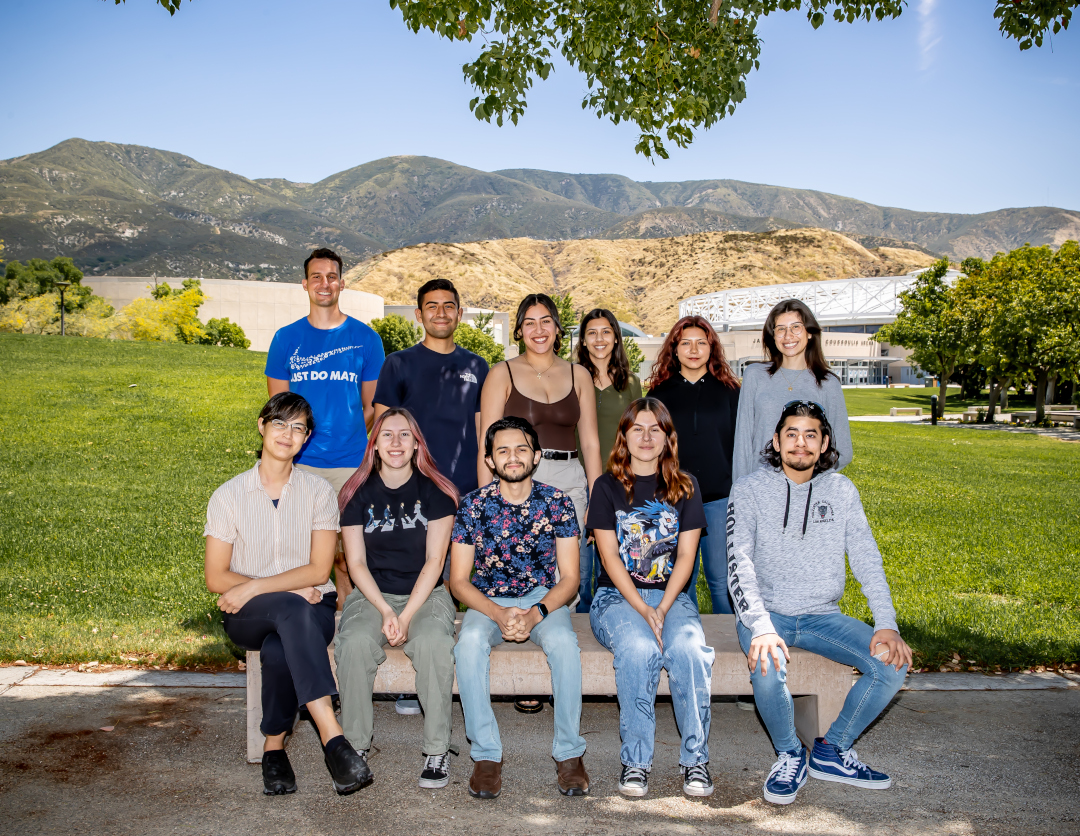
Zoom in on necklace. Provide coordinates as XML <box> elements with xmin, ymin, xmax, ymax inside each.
<box><xmin>778</xmin><ymin>367</ymin><xmax>804</xmax><ymax>391</ymax></box>
<box><xmin>524</xmin><ymin>354</ymin><xmax>556</xmax><ymax>379</ymax></box>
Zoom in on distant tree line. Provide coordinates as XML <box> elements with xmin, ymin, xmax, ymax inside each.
<box><xmin>0</xmin><ymin>257</ymin><xmax>249</xmax><ymax>348</ymax></box>
<box><xmin>877</xmin><ymin>242</ymin><xmax>1080</xmax><ymax>422</ymax></box>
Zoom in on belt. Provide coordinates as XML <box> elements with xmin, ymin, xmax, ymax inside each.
<box><xmin>541</xmin><ymin>449</ymin><xmax>579</xmax><ymax>460</ymax></box>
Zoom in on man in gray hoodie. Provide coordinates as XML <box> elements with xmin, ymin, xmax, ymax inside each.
<box><xmin>726</xmin><ymin>400</ymin><xmax>911</xmax><ymax>806</ymax></box>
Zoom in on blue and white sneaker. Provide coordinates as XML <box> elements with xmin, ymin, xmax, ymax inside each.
<box><xmin>808</xmin><ymin>738</ymin><xmax>892</xmax><ymax>789</ymax></box>
<box><xmin>763</xmin><ymin>747</ymin><xmax>808</xmax><ymax>805</ymax></box>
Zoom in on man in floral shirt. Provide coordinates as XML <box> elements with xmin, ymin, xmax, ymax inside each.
<box><xmin>449</xmin><ymin>416</ymin><xmax>588</xmax><ymax>801</ymax></box>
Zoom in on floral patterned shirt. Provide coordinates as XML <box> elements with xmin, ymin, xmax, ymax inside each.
<box><xmin>452</xmin><ymin>480</ymin><xmax>580</xmax><ymax>598</ymax></box>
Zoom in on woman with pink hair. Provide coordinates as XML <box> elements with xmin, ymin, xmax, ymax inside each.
<box><xmin>334</xmin><ymin>408</ymin><xmax>461</xmax><ymax>792</ymax></box>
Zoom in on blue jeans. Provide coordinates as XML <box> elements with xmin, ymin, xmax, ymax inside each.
<box><xmin>453</xmin><ymin>586</ymin><xmax>586</xmax><ymax>763</ymax></box>
<box><xmin>576</xmin><ymin>536</ymin><xmax>599</xmax><ymax>613</ymax></box>
<box><xmin>688</xmin><ymin>497</ymin><xmax>734</xmax><ymax>614</ymax></box>
<box><xmin>736</xmin><ymin>612</ymin><xmax>907</xmax><ymax>753</ymax></box>
<box><xmin>590</xmin><ymin>587</ymin><xmax>714</xmax><ymax>769</ymax></box>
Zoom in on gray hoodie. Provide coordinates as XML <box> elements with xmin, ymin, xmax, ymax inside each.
<box><xmin>726</xmin><ymin>466</ymin><xmax>899</xmax><ymax>638</ymax></box>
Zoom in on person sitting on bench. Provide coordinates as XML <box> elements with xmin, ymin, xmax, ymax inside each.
<box><xmin>334</xmin><ymin>408</ymin><xmax>460</xmax><ymax>791</ymax></box>
<box><xmin>204</xmin><ymin>392</ymin><xmax>371</xmax><ymax>797</ymax></box>
<box><xmin>449</xmin><ymin>416</ymin><xmax>588</xmax><ymax>800</ymax></box>
<box><xmin>727</xmin><ymin>399</ymin><xmax>911</xmax><ymax>806</ymax></box>
<box><xmin>587</xmin><ymin>397</ymin><xmax>715</xmax><ymax>799</ymax></box>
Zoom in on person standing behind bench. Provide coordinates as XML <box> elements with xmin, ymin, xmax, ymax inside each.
<box><xmin>727</xmin><ymin>400</ymin><xmax>911</xmax><ymax>806</ymax></box>
<box><xmin>574</xmin><ymin>308</ymin><xmax>643</xmax><ymax>613</ymax></box>
<box><xmin>449</xmin><ymin>417</ymin><xmax>589</xmax><ymax>800</ymax></box>
<box><xmin>587</xmin><ymin>397</ymin><xmax>714</xmax><ymax>799</ymax></box>
<box><xmin>204</xmin><ymin>393</ymin><xmax>371</xmax><ymax>797</ymax></box>
<box><xmin>265</xmin><ymin>248</ymin><xmax>385</xmax><ymax>605</ymax></box>
<box><xmin>334</xmin><ymin>408</ymin><xmax>460</xmax><ymax>791</ymax></box>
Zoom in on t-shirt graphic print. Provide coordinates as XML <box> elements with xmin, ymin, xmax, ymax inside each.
<box><xmin>616</xmin><ymin>499</ymin><xmax>681</xmax><ymax>584</ymax></box>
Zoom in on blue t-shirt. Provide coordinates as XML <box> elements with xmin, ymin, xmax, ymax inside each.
<box><xmin>373</xmin><ymin>343</ymin><xmax>489</xmax><ymax>494</ymax></box>
<box><xmin>452</xmin><ymin>481</ymin><xmax>579</xmax><ymax>598</ymax></box>
<box><xmin>265</xmin><ymin>316</ymin><xmax>385</xmax><ymax>468</ymax></box>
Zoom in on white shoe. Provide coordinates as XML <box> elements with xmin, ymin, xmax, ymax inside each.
<box><xmin>395</xmin><ymin>696</ymin><xmax>421</xmax><ymax>715</ymax></box>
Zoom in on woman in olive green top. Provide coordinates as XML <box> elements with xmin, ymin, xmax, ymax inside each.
<box><xmin>575</xmin><ymin>308</ymin><xmax>643</xmax><ymax>612</ymax></box>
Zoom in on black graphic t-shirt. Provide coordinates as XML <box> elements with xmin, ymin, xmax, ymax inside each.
<box><xmin>340</xmin><ymin>470</ymin><xmax>457</xmax><ymax>595</ymax></box>
<box><xmin>586</xmin><ymin>472</ymin><xmax>706</xmax><ymax>592</ymax></box>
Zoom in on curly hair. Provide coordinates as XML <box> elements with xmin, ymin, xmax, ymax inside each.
<box><xmin>338</xmin><ymin>408</ymin><xmax>459</xmax><ymax>512</ymax></box>
<box><xmin>647</xmin><ymin>315</ymin><xmax>739</xmax><ymax>389</ymax></box>
<box><xmin>576</xmin><ymin>308</ymin><xmax>632</xmax><ymax>392</ymax></box>
<box><xmin>608</xmin><ymin>398</ymin><xmax>695</xmax><ymax>505</ymax></box>
<box><xmin>759</xmin><ymin>401</ymin><xmax>841</xmax><ymax>476</ymax></box>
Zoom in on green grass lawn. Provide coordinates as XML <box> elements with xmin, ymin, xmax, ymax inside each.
<box><xmin>842</xmin><ymin>386</ymin><xmax>1041</xmax><ymax>416</ymax></box>
<box><xmin>2</xmin><ymin>334</ymin><xmax>1077</xmax><ymax>670</ymax></box>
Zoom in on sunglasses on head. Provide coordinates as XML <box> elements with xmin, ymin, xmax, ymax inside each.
<box><xmin>783</xmin><ymin>399</ymin><xmax>825</xmax><ymax>413</ymax></box>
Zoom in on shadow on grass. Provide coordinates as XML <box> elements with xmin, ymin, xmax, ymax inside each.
<box><xmin>900</xmin><ymin>619</ymin><xmax>1080</xmax><ymax>669</ymax></box>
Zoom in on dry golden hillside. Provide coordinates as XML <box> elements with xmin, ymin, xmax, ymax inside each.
<box><xmin>344</xmin><ymin>228</ymin><xmax>938</xmax><ymax>334</ymax></box>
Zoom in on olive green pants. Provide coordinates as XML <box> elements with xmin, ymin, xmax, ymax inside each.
<box><xmin>334</xmin><ymin>585</ymin><xmax>457</xmax><ymax>755</ymax></box>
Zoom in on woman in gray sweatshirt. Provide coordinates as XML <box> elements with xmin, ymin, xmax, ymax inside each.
<box><xmin>732</xmin><ymin>300</ymin><xmax>852</xmax><ymax>484</ymax></box>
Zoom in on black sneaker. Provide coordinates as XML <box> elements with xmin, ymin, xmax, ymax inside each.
<box><xmin>618</xmin><ymin>763</ymin><xmax>649</xmax><ymax>797</ymax></box>
<box><xmin>323</xmin><ymin>737</ymin><xmax>373</xmax><ymax>795</ymax></box>
<box><xmin>261</xmin><ymin>749</ymin><xmax>296</xmax><ymax>795</ymax></box>
<box><xmin>419</xmin><ymin>751</ymin><xmax>451</xmax><ymax>789</ymax></box>
<box><xmin>682</xmin><ymin>762</ymin><xmax>715</xmax><ymax>797</ymax></box>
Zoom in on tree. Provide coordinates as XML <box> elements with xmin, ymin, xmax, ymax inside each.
<box><xmin>203</xmin><ymin>317</ymin><xmax>251</xmax><ymax>349</ymax></box>
<box><xmin>876</xmin><ymin>259</ymin><xmax>967</xmax><ymax>418</ymax></box>
<box><xmin>552</xmin><ymin>293</ymin><xmax>579</xmax><ymax>359</ymax></box>
<box><xmin>625</xmin><ymin>336</ymin><xmax>647</xmax><ymax>376</ymax></box>
<box><xmin>371</xmin><ymin>313</ymin><xmax>423</xmax><ymax>355</ymax></box>
<box><xmin>454</xmin><ymin>321</ymin><xmax>506</xmax><ymax>366</ymax></box>
<box><xmin>128</xmin><ymin>1</ymin><xmax>1073</xmax><ymax>159</ymax></box>
<box><xmin>470</xmin><ymin>311</ymin><xmax>495</xmax><ymax>336</ymax></box>
<box><xmin>1</xmin><ymin>257</ymin><xmax>92</xmax><ymax>310</ymax></box>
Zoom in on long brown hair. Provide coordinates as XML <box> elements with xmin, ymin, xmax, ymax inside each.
<box><xmin>338</xmin><ymin>408</ymin><xmax>459</xmax><ymax>512</ymax></box>
<box><xmin>513</xmin><ymin>293</ymin><xmax>565</xmax><ymax>355</ymax></box>
<box><xmin>647</xmin><ymin>315</ymin><xmax>739</xmax><ymax>389</ymax></box>
<box><xmin>608</xmin><ymin>398</ymin><xmax>695</xmax><ymax>506</ymax></box>
<box><xmin>576</xmin><ymin>308</ymin><xmax>632</xmax><ymax>392</ymax></box>
<box><xmin>762</xmin><ymin>299</ymin><xmax>836</xmax><ymax>385</ymax></box>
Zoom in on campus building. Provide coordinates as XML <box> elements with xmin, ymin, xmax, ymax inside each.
<box><xmin>679</xmin><ymin>270</ymin><xmax>963</xmax><ymax>385</ymax></box>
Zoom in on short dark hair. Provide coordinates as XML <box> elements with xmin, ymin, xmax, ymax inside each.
<box><xmin>484</xmin><ymin>416</ymin><xmax>541</xmax><ymax>459</ymax></box>
<box><xmin>417</xmin><ymin>278</ymin><xmax>460</xmax><ymax>310</ymax></box>
<box><xmin>257</xmin><ymin>393</ymin><xmax>314</xmax><ymax>459</ymax></box>
<box><xmin>513</xmin><ymin>294</ymin><xmax>565</xmax><ymax>354</ymax></box>
<box><xmin>303</xmin><ymin>248</ymin><xmax>343</xmax><ymax>279</ymax></box>
<box><xmin>759</xmin><ymin>400</ymin><xmax>840</xmax><ymax>475</ymax></box>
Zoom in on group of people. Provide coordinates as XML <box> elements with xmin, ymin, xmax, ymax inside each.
<box><xmin>204</xmin><ymin>248</ymin><xmax>911</xmax><ymax>806</ymax></box>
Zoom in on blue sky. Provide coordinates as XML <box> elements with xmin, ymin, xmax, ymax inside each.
<box><xmin>1</xmin><ymin>0</ymin><xmax>1077</xmax><ymax>214</ymax></box>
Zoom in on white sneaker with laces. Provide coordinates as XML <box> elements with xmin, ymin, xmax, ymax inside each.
<box><xmin>418</xmin><ymin>751</ymin><xmax>451</xmax><ymax>789</ymax></box>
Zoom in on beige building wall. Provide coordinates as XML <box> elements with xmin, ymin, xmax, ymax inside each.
<box><xmin>84</xmin><ymin>277</ymin><xmax>384</xmax><ymax>353</ymax></box>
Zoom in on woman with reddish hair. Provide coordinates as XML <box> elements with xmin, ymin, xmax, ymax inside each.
<box><xmin>334</xmin><ymin>408</ymin><xmax>460</xmax><ymax>792</ymax></box>
<box><xmin>647</xmin><ymin>315</ymin><xmax>740</xmax><ymax>616</ymax></box>
<box><xmin>587</xmin><ymin>398</ymin><xmax>713</xmax><ymax>798</ymax></box>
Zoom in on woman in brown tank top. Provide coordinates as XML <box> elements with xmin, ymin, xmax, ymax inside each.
<box><xmin>479</xmin><ymin>294</ymin><xmax>602</xmax><ymax>535</ymax></box>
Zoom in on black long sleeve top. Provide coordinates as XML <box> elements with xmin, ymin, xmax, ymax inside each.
<box><xmin>649</xmin><ymin>372</ymin><xmax>741</xmax><ymax>504</ymax></box>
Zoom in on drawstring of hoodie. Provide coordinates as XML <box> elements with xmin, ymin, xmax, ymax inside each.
<box><xmin>782</xmin><ymin>480</ymin><xmax>814</xmax><ymax>538</ymax></box>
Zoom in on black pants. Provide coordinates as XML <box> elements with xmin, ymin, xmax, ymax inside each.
<box><xmin>223</xmin><ymin>591</ymin><xmax>338</xmax><ymax>736</ymax></box>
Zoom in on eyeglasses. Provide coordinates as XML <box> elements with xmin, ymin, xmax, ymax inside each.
<box><xmin>773</xmin><ymin>324</ymin><xmax>805</xmax><ymax>338</ymax></box>
<box><xmin>269</xmin><ymin>418</ymin><xmax>310</xmax><ymax>436</ymax></box>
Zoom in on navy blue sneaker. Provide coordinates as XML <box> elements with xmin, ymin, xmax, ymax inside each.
<box><xmin>763</xmin><ymin>748</ymin><xmax>808</xmax><ymax>805</ymax></box>
<box><xmin>808</xmin><ymin>738</ymin><xmax>892</xmax><ymax>789</ymax></box>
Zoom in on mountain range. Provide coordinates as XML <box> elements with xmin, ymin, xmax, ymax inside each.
<box><xmin>1</xmin><ymin>139</ymin><xmax>1077</xmax><ymax>285</ymax></box>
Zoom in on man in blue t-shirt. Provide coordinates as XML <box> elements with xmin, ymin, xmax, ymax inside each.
<box><xmin>265</xmin><ymin>248</ymin><xmax>385</xmax><ymax>602</ymax></box>
<box><xmin>373</xmin><ymin>278</ymin><xmax>488</xmax><ymax>498</ymax></box>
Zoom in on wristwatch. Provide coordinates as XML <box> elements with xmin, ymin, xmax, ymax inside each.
<box><xmin>534</xmin><ymin>602</ymin><xmax>549</xmax><ymax>619</ymax></box>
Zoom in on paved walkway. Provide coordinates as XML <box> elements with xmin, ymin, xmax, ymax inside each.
<box><xmin>1</xmin><ymin>669</ymin><xmax>1077</xmax><ymax>835</ymax></box>
<box><xmin>850</xmin><ymin>414</ymin><xmax>1080</xmax><ymax>441</ymax></box>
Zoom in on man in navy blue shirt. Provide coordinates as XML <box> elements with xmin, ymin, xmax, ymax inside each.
<box><xmin>373</xmin><ymin>279</ymin><xmax>488</xmax><ymax>498</ymax></box>
<box><xmin>266</xmin><ymin>248</ymin><xmax>385</xmax><ymax>603</ymax></box>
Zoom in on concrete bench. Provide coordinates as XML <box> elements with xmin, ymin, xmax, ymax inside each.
<box><xmin>1012</xmin><ymin>410</ymin><xmax>1080</xmax><ymax>422</ymax></box>
<box><xmin>889</xmin><ymin>407</ymin><xmax>922</xmax><ymax>416</ymax></box>
<box><xmin>244</xmin><ymin>614</ymin><xmax>852</xmax><ymax>763</ymax></box>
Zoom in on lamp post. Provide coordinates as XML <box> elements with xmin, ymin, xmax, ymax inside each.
<box><xmin>54</xmin><ymin>281</ymin><xmax>71</xmax><ymax>336</ymax></box>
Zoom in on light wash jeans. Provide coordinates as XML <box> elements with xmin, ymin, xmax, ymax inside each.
<box><xmin>590</xmin><ymin>587</ymin><xmax>715</xmax><ymax>769</ymax></box>
<box><xmin>453</xmin><ymin>586</ymin><xmax>586</xmax><ymax>763</ymax></box>
<box><xmin>688</xmin><ymin>497</ymin><xmax>734</xmax><ymax>614</ymax></box>
<box><xmin>576</xmin><ymin>537</ymin><xmax>599</xmax><ymax>614</ymax></box>
<box><xmin>736</xmin><ymin>611</ymin><xmax>908</xmax><ymax>753</ymax></box>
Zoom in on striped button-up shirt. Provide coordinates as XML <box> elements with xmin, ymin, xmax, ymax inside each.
<box><xmin>204</xmin><ymin>461</ymin><xmax>340</xmax><ymax>596</ymax></box>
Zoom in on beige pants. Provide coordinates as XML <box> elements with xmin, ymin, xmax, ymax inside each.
<box><xmin>294</xmin><ymin>463</ymin><xmax>357</xmax><ymax>606</ymax></box>
<box><xmin>534</xmin><ymin>456</ymin><xmax>588</xmax><ymax>532</ymax></box>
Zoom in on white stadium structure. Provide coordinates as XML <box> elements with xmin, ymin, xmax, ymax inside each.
<box><xmin>679</xmin><ymin>270</ymin><xmax>962</xmax><ymax>385</ymax></box>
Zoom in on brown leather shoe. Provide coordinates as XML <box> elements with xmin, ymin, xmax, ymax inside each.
<box><xmin>468</xmin><ymin>760</ymin><xmax>502</xmax><ymax>799</ymax></box>
<box><xmin>556</xmin><ymin>755</ymin><xmax>590</xmax><ymax>796</ymax></box>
